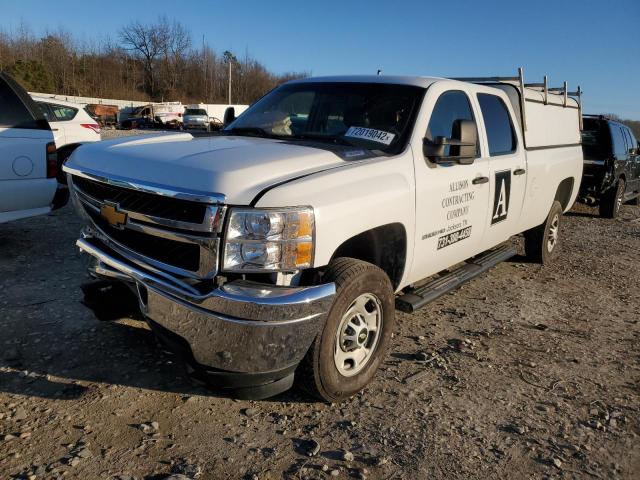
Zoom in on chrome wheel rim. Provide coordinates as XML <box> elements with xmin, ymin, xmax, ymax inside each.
<box><xmin>547</xmin><ymin>213</ymin><xmax>560</xmax><ymax>252</ymax></box>
<box><xmin>616</xmin><ymin>185</ymin><xmax>624</xmax><ymax>210</ymax></box>
<box><xmin>334</xmin><ymin>293</ymin><xmax>383</xmax><ymax>377</ymax></box>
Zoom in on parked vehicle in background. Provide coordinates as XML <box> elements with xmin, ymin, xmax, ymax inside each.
<box><xmin>119</xmin><ymin>102</ymin><xmax>183</xmax><ymax>129</ymax></box>
<box><xmin>183</xmin><ymin>107</ymin><xmax>211</xmax><ymax>131</ymax></box>
<box><xmin>85</xmin><ymin>104</ymin><xmax>119</xmax><ymax>127</ymax></box>
<box><xmin>0</xmin><ymin>72</ymin><xmax>65</xmax><ymax>223</ymax></box>
<box><xmin>65</xmin><ymin>69</ymin><xmax>583</xmax><ymax>401</ymax></box>
<box><xmin>33</xmin><ymin>96</ymin><xmax>101</xmax><ymax>184</ymax></box>
<box><xmin>185</xmin><ymin>103</ymin><xmax>250</xmax><ymax>130</ymax></box>
<box><xmin>579</xmin><ymin>115</ymin><xmax>640</xmax><ymax>217</ymax></box>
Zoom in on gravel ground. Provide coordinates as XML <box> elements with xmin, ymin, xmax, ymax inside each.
<box><xmin>1</xmin><ymin>141</ymin><xmax>639</xmax><ymax>479</ymax></box>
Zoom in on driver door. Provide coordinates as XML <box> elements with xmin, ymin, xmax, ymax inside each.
<box><xmin>409</xmin><ymin>87</ymin><xmax>491</xmax><ymax>283</ymax></box>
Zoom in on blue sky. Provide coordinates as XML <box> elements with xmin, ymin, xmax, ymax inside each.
<box><xmin>3</xmin><ymin>0</ymin><xmax>639</xmax><ymax>119</ymax></box>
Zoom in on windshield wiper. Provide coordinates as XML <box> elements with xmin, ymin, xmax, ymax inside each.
<box><xmin>222</xmin><ymin>127</ymin><xmax>273</xmax><ymax>138</ymax></box>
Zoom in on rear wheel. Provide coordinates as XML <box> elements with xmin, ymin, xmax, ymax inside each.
<box><xmin>297</xmin><ymin>258</ymin><xmax>395</xmax><ymax>402</ymax></box>
<box><xmin>524</xmin><ymin>201</ymin><xmax>563</xmax><ymax>265</ymax></box>
<box><xmin>599</xmin><ymin>179</ymin><xmax>625</xmax><ymax>218</ymax></box>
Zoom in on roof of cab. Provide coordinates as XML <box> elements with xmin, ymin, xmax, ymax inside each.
<box><xmin>288</xmin><ymin>75</ymin><xmax>445</xmax><ymax>88</ymax></box>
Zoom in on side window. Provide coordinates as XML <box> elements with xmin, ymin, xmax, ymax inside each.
<box><xmin>426</xmin><ymin>90</ymin><xmax>477</xmax><ymax>157</ymax></box>
<box><xmin>477</xmin><ymin>93</ymin><xmax>517</xmax><ymax>156</ymax></box>
<box><xmin>622</xmin><ymin>128</ymin><xmax>634</xmax><ymax>153</ymax></box>
<box><xmin>0</xmin><ymin>78</ymin><xmax>38</xmax><ymax>129</ymax></box>
<box><xmin>628</xmin><ymin>129</ymin><xmax>639</xmax><ymax>152</ymax></box>
<box><xmin>610</xmin><ymin>125</ymin><xmax>627</xmax><ymax>158</ymax></box>
<box><xmin>49</xmin><ymin>104</ymin><xmax>78</xmax><ymax>122</ymax></box>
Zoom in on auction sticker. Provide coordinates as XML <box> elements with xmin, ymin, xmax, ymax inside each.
<box><xmin>345</xmin><ymin>126</ymin><xmax>396</xmax><ymax>145</ymax></box>
<box><xmin>437</xmin><ymin>226</ymin><xmax>472</xmax><ymax>250</ymax></box>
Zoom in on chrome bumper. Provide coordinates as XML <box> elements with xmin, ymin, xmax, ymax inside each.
<box><xmin>77</xmin><ymin>236</ymin><xmax>336</xmax><ymax>374</ymax></box>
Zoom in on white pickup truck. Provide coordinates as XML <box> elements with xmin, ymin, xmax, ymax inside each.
<box><xmin>64</xmin><ymin>70</ymin><xmax>583</xmax><ymax>401</ymax></box>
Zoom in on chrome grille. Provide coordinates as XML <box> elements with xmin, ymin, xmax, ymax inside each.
<box><xmin>69</xmin><ymin>173</ymin><xmax>224</xmax><ymax>279</ymax></box>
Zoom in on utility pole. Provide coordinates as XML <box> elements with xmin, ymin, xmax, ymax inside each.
<box><xmin>202</xmin><ymin>34</ymin><xmax>206</xmax><ymax>101</ymax></box>
<box><xmin>223</xmin><ymin>50</ymin><xmax>236</xmax><ymax>105</ymax></box>
<box><xmin>228</xmin><ymin>60</ymin><xmax>232</xmax><ymax>104</ymax></box>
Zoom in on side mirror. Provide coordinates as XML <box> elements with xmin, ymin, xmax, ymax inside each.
<box><xmin>423</xmin><ymin>119</ymin><xmax>478</xmax><ymax>165</ymax></box>
<box><xmin>223</xmin><ymin>107</ymin><xmax>236</xmax><ymax>127</ymax></box>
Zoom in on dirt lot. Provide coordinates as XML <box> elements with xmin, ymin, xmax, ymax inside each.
<box><xmin>1</xmin><ymin>154</ymin><xmax>639</xmax><ymax>478</ymax></box>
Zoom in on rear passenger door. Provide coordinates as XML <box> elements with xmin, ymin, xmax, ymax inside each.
<box><xmin>475</xmin><ymin>92</ymin><xmax>527</xmax><ymax>248</ymax></box>
<box><xmin>36</xmin><ymin>101</ymin><xmax>64</xmax><ymax>147</ymax></box>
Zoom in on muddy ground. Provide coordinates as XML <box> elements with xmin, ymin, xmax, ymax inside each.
<box><xmin>1</xmin><ymin>153</ymin><xmax>639</xmax><ymax>479</ymax></box>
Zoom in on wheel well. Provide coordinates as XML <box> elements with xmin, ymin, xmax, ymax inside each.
<box><xmin>58</xmin><ymin>143</ymin><xmax>82</xmax><ymax>162</ymax></box>
<box><xmin>554</xmin><ymin>177</ymin><xmax>575</xmax><ymax>211</ymax></box>
<box><xmin>329</xmin><ymin>223</ymin><xmax>407</xmax><ymax>290</ymax></box>
<box><xmin>56</xmin><ymin>143</ymin><xmax>83</xmax><ymax>183</ymax></box>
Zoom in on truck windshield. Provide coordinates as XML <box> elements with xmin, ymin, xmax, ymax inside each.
<box><xmin>185</xmin><ymin>109</ymin><xmax>207</xmax><ymax>115</ymax></box>
<box><xmin>225</xmin><ymin>82</ymin><xmax>425</xmax><ymax>154</ymax></box>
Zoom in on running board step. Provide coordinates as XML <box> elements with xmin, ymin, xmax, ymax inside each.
<box><xmin>396</xmin><ymin>244</ymin><xmax>517</xmax><ymax>313</ymax></box>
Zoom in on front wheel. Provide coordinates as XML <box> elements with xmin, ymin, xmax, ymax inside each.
<box><xmin>297</xmin><ymin>258</ymin><xmax>395</xmax><ymax>402</ymax></box>
<box><xmin>524</xmin><ymin>201</ymin><xmax>563</xmax><ymax>265</ymax></box>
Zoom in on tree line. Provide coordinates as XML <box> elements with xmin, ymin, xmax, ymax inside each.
<box><xmin>0</xmin><ymin>18</ymin><xmax>307</xmax><ymax>105</ymax></box>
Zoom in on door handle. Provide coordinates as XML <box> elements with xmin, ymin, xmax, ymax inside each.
<box><xmin>472</xmin><ymin>176</ymin><xmax>489</xmax><ymax>185</ymax></box>
<box><xmin>514</xmin><ymin>168</ymin><xmax>526</xmax><ymax>175</ymax></box>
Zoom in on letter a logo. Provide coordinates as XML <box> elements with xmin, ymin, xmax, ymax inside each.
<box><xmin>491</xmin><ymin>170</ymin><xmax>511</xmax><ymax>225</ymax></box>
<box><xmin>493</xmin><ymin>180</ymin><xmax>507</xmax><ymax>219</ymax></box>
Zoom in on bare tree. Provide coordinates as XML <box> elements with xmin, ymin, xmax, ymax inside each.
<box><xmin>2</xmin><ymin>20</ymin><xmax>307</xmax><ymax>105</ymax></box>
<box><xmin>120</xmin><ymin>20</ymin><xmax>166</xmax><ymax>98</ymax></box>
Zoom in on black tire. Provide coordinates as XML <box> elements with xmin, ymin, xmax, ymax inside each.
<box><xmin>297</xmin><ymin>258</ymin><xmax>395</xmax><ymax>402</ymax></box>
<box><xmin>599</xmin><ymin>179</ymin><xmax>625</xmax><ymax>218</ymax></box>
<box><xmin>524</xmin><ymin>201</ymin><xmax>563</xmax><ymax>265</ymax></box>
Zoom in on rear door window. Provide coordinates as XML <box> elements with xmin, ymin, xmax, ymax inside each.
<box><xmin>49</xmin><ymin>103</ymin><xmax>78</xmax><ymax>122</ymax></box>
<box><xmin>477</xmin><ymin>93</ymin><xmax>517</xmax><ymax>156</ymax></box>
<box><xmin>622</xmin><ymin>128</ymin><xmax>634</xmax><ymax>153</ymax></box>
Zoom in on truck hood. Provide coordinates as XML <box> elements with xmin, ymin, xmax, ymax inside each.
<box><xmin>65</xmin><ymin>133</ymin><xmax>349</xmax><ymax>204</ymax></box>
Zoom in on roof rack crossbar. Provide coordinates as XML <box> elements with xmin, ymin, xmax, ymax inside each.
<box><xmin>451</xmin><ymin>76</ymin><xmax>520</xmax><ymax>82</ymax></box>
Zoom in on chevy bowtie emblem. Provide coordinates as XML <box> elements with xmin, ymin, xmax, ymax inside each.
<box><xmin>100</xmin><ymin>202</ymin><xmax>127</xmax><ymax>229</ymax></box>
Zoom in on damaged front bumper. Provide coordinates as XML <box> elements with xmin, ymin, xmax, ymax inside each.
<box><xmin>77</xmin><ymin>234</ymin><xmax>336</xmax><ymax>398</ymax></box>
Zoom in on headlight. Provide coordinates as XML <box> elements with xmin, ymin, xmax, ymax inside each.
<box><xmin>222</xmin><ymin>207</ymin><xmax>314</xmax><ymax>272</ymax></box>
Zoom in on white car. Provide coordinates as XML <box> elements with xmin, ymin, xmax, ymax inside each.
<box><xmin>65</xmin><ymin>71</ymin><xmax>583</xmax><ymax>401</ymax></box>
<box><xmin>182</xmin><ymin>107</ymin><xmax>211</xmax><ymax>131</ymax></box>
<box><xmin>0</xmin><ymin>73</ymin><xmax>63</xmax><ymax>223</ymax></box>
<box><xmin>32</xmin><ymin>96</ymin><xmax>101</xmax><ymax>183</ymax></box>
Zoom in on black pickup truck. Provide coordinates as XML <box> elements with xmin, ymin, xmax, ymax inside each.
<box><xmin>579</xmin><ymin>115</ymin><xmax>640</xmax><ymax>218</ymax></box>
